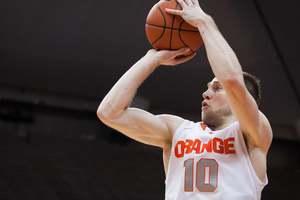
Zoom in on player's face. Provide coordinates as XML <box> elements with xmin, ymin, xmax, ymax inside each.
<box><xmin>201</xmin><ymin>77</ymin><xmax>233</xmax><ymax>127</ymax></box>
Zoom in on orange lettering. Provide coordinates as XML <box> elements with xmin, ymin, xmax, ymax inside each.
<box><xmin>191</xmin><ymin>139</ymin><xmax>201</xmax><ymax>154</ymax></box>
<box><xmin>224</xmin><ymin>137</ymin><xmax>235</xmax><ymax>154</ymax></box>
<box><xmin>175</xmin><ymin>141</ymin><xmax>185</xmax><ymax>158</ymax></box>
<box><xmin>175</xmin><ymin>137</ymin><xmax>235</xmax><ymax>158</ymax></box>
<box><xmin>185</xmin><ymin>139</ymin><xmax>194</xmax><ymax>154</ymax></box>
<box><xmin>213</xmin><ymin>138</ymin><xmax>224</xmax><ymax>154</ymax></box>
<box><xmin>200</xmin><ymin>139</ymin><xmax>212</xmax><ymax>153</ymax></box>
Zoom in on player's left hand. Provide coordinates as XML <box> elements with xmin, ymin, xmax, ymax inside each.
<box><xmin>166</xmin><ymin>0</ymin><xmax>205</xmax><ymax>28</ymax></box>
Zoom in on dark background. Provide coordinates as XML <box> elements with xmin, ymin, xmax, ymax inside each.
<box><xmin>0</xmin><ymin>0</ymin><xmax>299</xmax><ymax>199</ymax></box>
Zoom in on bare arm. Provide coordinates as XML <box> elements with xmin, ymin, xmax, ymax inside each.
<box><xmin>97</xmin><ymin>48</ymin><xmax>194</xmax><ymax>148</ymax></box>
<box><xmin>167</xmin><ymin>0</ymin><xmax>272</xmax><ymax>151</ymax></box>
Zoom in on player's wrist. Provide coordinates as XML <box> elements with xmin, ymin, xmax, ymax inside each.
<box><xmin>144</xmin><ymin>49</ymin><xmax>161</xmax><ymax>68</ymax></box>
<box><xmin>196</xmin><ymin>14</ymin><xmax>216</xmax><ymax>32</ymax></box>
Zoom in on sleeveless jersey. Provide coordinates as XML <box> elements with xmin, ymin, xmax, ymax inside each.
<box><xmin>165</xmin><ymin>120</ymin><xmax>268</xmax><ymax>200</ymax></box>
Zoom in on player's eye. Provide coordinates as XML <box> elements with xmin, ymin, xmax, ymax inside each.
<box><xmin>215</xmin><ymin>86</ymin><xmax>222</xmax><ymax>90</ymax></box>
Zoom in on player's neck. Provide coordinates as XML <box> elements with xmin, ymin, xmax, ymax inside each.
<box><xmin>207</xmin><ymin>115</ymin><xmax>237</xmax><ymax>131</ymax></box>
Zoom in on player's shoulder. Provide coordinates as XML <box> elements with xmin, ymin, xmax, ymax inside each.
<box><xmin>157</xmin><ymin>114</ymin><xmax>185</xmax><ymax>135</ymax></box>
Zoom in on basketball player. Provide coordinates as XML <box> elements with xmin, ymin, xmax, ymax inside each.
<box><xmin>97</xmin><ymin>0</ymin><xmax>272</xmax><ymax>199</ymax></box>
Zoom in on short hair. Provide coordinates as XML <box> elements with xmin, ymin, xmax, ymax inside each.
<box><xmin>243</xmin><ymin>72</ymin><xmax>261</xmax><ymax>106</ymax></box>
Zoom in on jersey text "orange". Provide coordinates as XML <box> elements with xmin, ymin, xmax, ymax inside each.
<box><xmin>175</xmin><ymin>137</ymin><xmax>236</xmax><ymax>158</ymax></box>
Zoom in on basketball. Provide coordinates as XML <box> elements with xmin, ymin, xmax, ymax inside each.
<box><xmin>145</xmin><ymin>0</ymin><xmax>203</xmax><ymax>56</ymax></box>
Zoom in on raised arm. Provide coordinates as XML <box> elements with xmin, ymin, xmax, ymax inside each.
<box><xmin>97</xmin><ymin>48</ymin><xmax>195</xmax><ymax>148</ymax></box>
<box><xmin>167</xmin><ymin>0</ymin><xmax>272</xmax><ymax>151</ymax></box>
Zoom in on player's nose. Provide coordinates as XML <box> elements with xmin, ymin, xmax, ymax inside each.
<box><xmin>202</xmin><ymin>90</ymin><xmax>211</xmax><ymax>100</ymax></box>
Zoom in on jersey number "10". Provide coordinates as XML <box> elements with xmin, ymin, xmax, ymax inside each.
<box><xmin>184</xmin><ymin>158</ymin><xmax>218</xmax><ymax>192</ymax></box>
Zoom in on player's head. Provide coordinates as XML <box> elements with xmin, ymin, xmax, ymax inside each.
<box><xmin>201</xmin><ymin>72</ymin><xmax>261</xmax><ymax>127</ymax></box>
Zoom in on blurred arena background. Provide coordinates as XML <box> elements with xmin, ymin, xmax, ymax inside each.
<box><xmin>0</xmin><ymin>0</ymin><xmax>300</xmax><ymax>199</ymax></box>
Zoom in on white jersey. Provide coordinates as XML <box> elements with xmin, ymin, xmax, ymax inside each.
<box><xmin>165</xmin><ymin>120</ymin><xmax>267</xmax><ymax>200</ymax></box>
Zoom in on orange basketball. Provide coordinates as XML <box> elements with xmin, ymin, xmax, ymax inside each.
<box><xmin>145</xmin><ymin>0</ymin><xmax>203</xmax><ymax>56</ymax></box>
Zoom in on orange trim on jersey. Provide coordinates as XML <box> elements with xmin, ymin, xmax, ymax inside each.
<box><xmin>201</xmin><ymin>122</ymin><xmax>206</xmax><ymax>131</ymax></box>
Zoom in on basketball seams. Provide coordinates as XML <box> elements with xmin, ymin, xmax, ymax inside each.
<box><xmin>146</xmin><ymin>23</ymin><xmax>199</xmax><ymax>32</ymax></box>
<box><xmin>178</xmin><ymin>20</ymin><xmax>189</xmax><ymax>50</ymax></box>
<box><xmin>149</xmin><ymin>4</ymin><xmax>167</xmax><ymax>46</ymax></box>
<box><xmin>169</xmin><ymin>3</ymin><xmax>179</xmax><ymax>50</ymax></box>
<box><xmin>169</xmin><ymin>16</ymin><xmax>175</xmax><ymax>49</ymax></box>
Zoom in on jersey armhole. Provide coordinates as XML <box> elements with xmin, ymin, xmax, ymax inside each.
<box><xmin>172</xmin><ymin>120</ymin><xmax>191</xmax><ymax>140</ymax></box>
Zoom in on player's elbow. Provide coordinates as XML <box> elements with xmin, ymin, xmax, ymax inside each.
<box><xmin>97</xmin><ymin>99</ymin><xmax>127</xmax><ymax>125</ymax></box>
<box><xmin>222</xmin><ymin>71</ymin><xmax>244</xmax><ymax>91</ymax></box>
<box><xmin>97</xmin><ymin>103</ymin><xmax>109</xmax><ymax>124</ymax></box>
<box><xmin>97</xmin><ymin>105</ymin><xmax>105</xmax><ymax>121</ymax></box>
<box><xmin>227</xmin><ymin>76</ymin><xmax>242</xmax><ymax>89</ymax></box>
<box><xmin>97</xmin><ymin>101</ymin><xmax>118</xmax><ymax>124</ymax></box>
